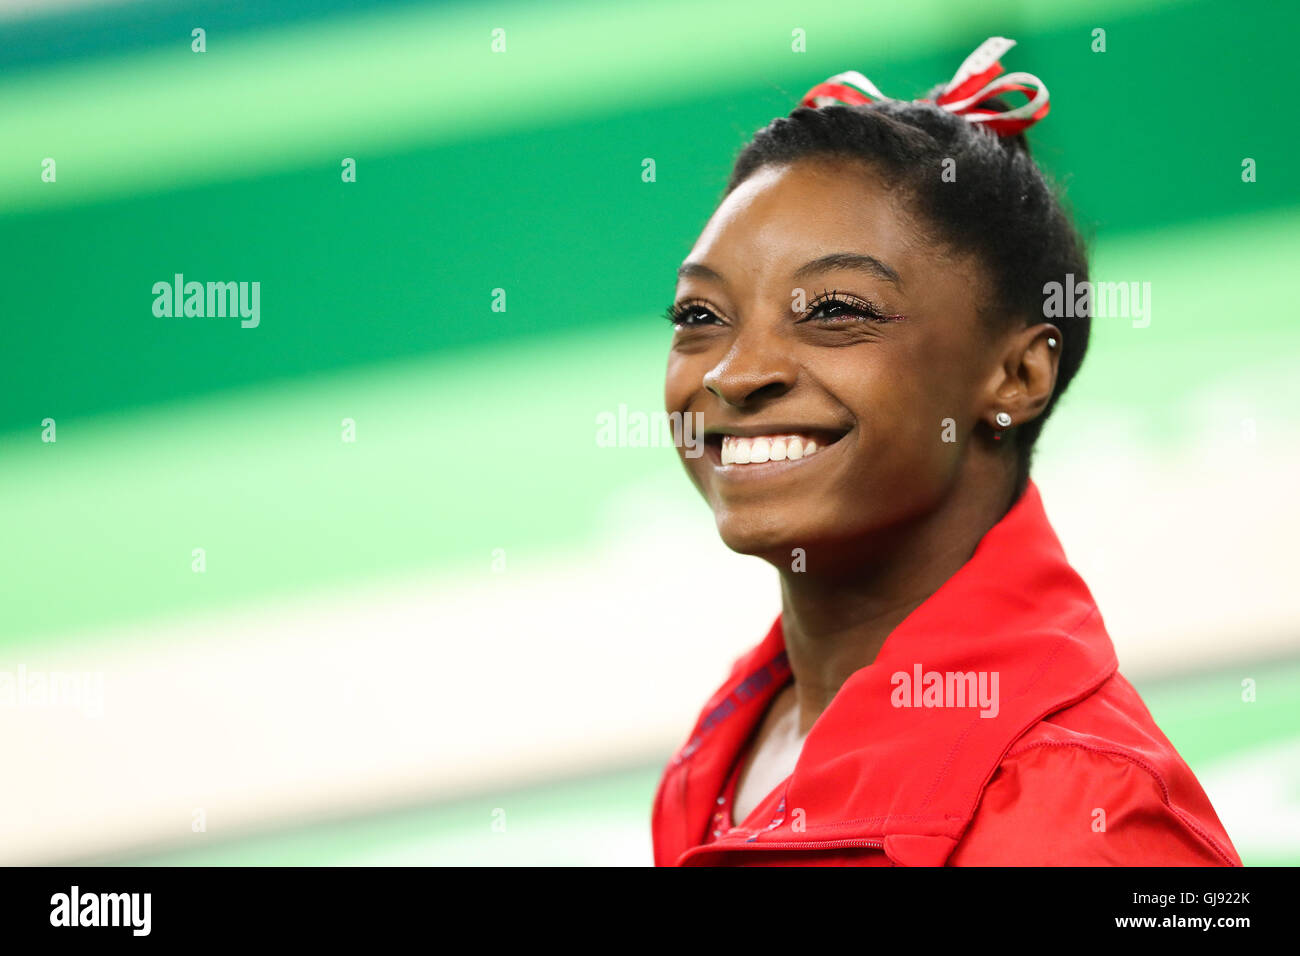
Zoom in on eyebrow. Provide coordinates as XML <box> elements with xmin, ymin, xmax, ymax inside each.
<box><xmin>676</xmin><ymin>252</ymin><xmax>902</xmax><ymax>288</ymax></box>
<box><xmin>792</xmin><ymin>252</ymin><xmax>902</xmax><ymax>287</ymax></box>
<box><xmin>675</xmin><ymin>261</ymin><xmax>725</xmax><ymax>282</ymax></box>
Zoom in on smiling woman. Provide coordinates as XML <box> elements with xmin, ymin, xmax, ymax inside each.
<box><xmin>652</xmin><ymin>38</ymin><xmax>1242</xmax><ymax>867</ymax></box>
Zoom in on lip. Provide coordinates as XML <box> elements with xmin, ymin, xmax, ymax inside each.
<box><xmin>704</xmin><ymin>424</ymin><xmax>850</xmax><ymax>441</ymax></box>
<box><xmin>700</xmin><ymin>426</ymin><xmax>852</xmax><ymax>480</ymax></box>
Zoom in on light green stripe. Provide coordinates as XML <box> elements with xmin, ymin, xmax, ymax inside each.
<box><xmin>1047</xmin><ymin>205</ymin><xmax>1300</xmax><ymax>453</ymax></box>
<box><xmin>0</xmin><ymin>0</ymin><xmax>1194</xmax><ymax>212</ymax></box>
<box><xmin>0</xmin><ymin>323</ymin><xmax>684</xmax><ymax>646</ymax></box>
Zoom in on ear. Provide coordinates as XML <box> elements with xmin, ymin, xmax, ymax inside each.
<box><xmin>978</xmin><ymin>322</ymin><xmax>1062</xmax><ymax>431</ymax></box>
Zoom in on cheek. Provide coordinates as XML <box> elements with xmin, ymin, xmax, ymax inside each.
<box><xmin>824</xmin><ymin>355</ymin><xmax>967</xmax><ymax>480</ymax></box>
<box><xmin>664</xmin><ymin>350</ymin><xmax>702</xmax><ymax>413</ymax></box>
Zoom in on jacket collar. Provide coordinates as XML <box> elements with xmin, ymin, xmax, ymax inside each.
<box><xmin>663</xmin><ymin>479</ymin><xmax>1118</xmax><ymax>866</ymax></box>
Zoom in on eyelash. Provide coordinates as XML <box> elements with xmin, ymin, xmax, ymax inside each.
<box><xmin>664</xmin><ymin>289</ymin><xmax>903</xmax><ymax>328</ymax></box>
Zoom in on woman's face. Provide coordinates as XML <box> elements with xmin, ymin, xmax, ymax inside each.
<box><xmin>664</xmin><ymin>157</ymin><xmax>1005</xmax><ymax>562</ymax></box>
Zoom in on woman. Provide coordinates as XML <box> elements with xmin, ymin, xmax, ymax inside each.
<box><xmin>652</xmin><ymin>38</ymin><xmax>1241</xmax><ymax>866</ymax></box>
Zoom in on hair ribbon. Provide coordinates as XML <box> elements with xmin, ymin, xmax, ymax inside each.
<box><xmin>798</xmin><ymin>36</ymin><xmax>1050</xmax><ymax>137</ymax></box>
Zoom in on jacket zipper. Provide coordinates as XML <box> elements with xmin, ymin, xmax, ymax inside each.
<box><xmin>723</xmin><ymin>838</ymin><xmax>884</xmax><ymax>851</ymax></box>
<box><xmin>677</xmin><ymin>764</ymin><xmax>888</xmax><ymax>859</ymax></box>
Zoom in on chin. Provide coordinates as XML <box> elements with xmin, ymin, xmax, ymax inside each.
<box><xmin>713</xmin><ymin>506</ymin><xmax>837</xmax><ymax>562</ymax></box>
<box><xmin>715</xmin><ymin>499</ymin><xmax>909</xmax><ymax>572</ymax></box>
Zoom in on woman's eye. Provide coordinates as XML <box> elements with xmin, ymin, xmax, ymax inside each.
<box><xmin>809</xmin><ymin>298</ymin><xmax>869</xmax><ymax>321</ymax></box>
<box><xmin>666</xmin><ymin>303</ymin><xmax>723</xmax><ymax>328</ymax></box>
<box><xmin>811</xmin><ymin>299</ymin><xmax>857</xmax><ymax>320</ymax></box>
<box><xmin>804</xmin><ymin>294</ymin><xmax>901</xmax><ymax>324</ymax></box>
<box><xmin>665</xmin><ymin>295</ymin><xmax>900</xmax><ymax>329</ymax></box>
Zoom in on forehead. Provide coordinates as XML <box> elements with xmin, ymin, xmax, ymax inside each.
<box><xmin>683</xmin><ymin>158</ymin><xmax>925</xmax><ymax>284</ymax></box>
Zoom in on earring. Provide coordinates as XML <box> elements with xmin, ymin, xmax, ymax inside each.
<box><xmin>995</xmin><ymin>411</ymin><xmax>1012</xmax><ymax>428</ymax></box>
<box><xmin>1047</xmin><ymin>336</ymin><xmax>1058</xmax><ymax>349</ymax></box>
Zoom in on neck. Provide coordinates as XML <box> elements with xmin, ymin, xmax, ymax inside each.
<box><xmin>775</xmin><ymin>459</ymin><xmax>1020</xmax><ymax>735</ymax></box>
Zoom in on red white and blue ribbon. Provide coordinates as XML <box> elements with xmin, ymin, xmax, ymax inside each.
<box><xmin>799</xmin><ymin>36</ymin><xmax>1050</xmax><ymax>137</ymax></box>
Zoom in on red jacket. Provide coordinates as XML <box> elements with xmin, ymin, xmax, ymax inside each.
<box><xmin>652</xmin><ymin>481</ymin><xmax>1242</xmax><ymax>866</ymax></box>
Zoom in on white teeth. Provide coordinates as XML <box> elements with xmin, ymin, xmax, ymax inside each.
<box><xmin>718</xmin><ymin>433</ymin><xmax>833</xmax><ymax>466</ymax></box>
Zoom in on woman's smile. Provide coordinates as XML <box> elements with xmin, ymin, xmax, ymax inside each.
<box><xmin>701</xmin><ymin>425</ymin><xmax>852</xmax><ymax>482</ymax></box>
<box><xmin>663</xmin><ymin>159</ymin><xmax>991</xmax><ymax>556</ymax></box>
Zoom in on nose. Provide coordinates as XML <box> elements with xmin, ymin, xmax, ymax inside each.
<box><xmin>702</xmin><ymin>329</ymin><xmax>798</xmax><ymax>407</ymax></box>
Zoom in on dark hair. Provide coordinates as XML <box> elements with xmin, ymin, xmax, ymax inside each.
<box><xmin>724</xmin><ymin>94</ymin><xmax>1090</xmax><ymax>487</ymax></box>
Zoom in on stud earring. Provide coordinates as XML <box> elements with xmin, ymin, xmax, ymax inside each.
<box><xmin>1047</xmin><ymin>336</ymin><xmax>1058</xmax><ymax>348</ymax></box>
<box><xmin>995</xmin><ymin>411</ymin><xmax>1012</xmax><ymax>428</ymax></box>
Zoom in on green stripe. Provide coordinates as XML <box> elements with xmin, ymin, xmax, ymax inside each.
<box><xmin>0</xmin><ymin>0</ymin><xmax>1210</xmax><ymax>213</ymax></box>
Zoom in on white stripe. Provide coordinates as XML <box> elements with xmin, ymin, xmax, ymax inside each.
<box><xmin>942</xmin><ymin>36</ymin><xmax>1017</xmax><ymax>94</ymax></box>
<box><xmin>822</xmin><ymin>69</ymin><xmax>889</xmax><ymax>102</ymax></box>
<box><xmin>940</xmin><ymin>71</ymin><xmax>1048</xmax><ymax>123</ymax></box>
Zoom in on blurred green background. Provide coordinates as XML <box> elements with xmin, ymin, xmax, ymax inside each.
<box><xmin>2</xmin><ymin>0</ymin><xmax>1296</xmax><ymax>865</ymax></box>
